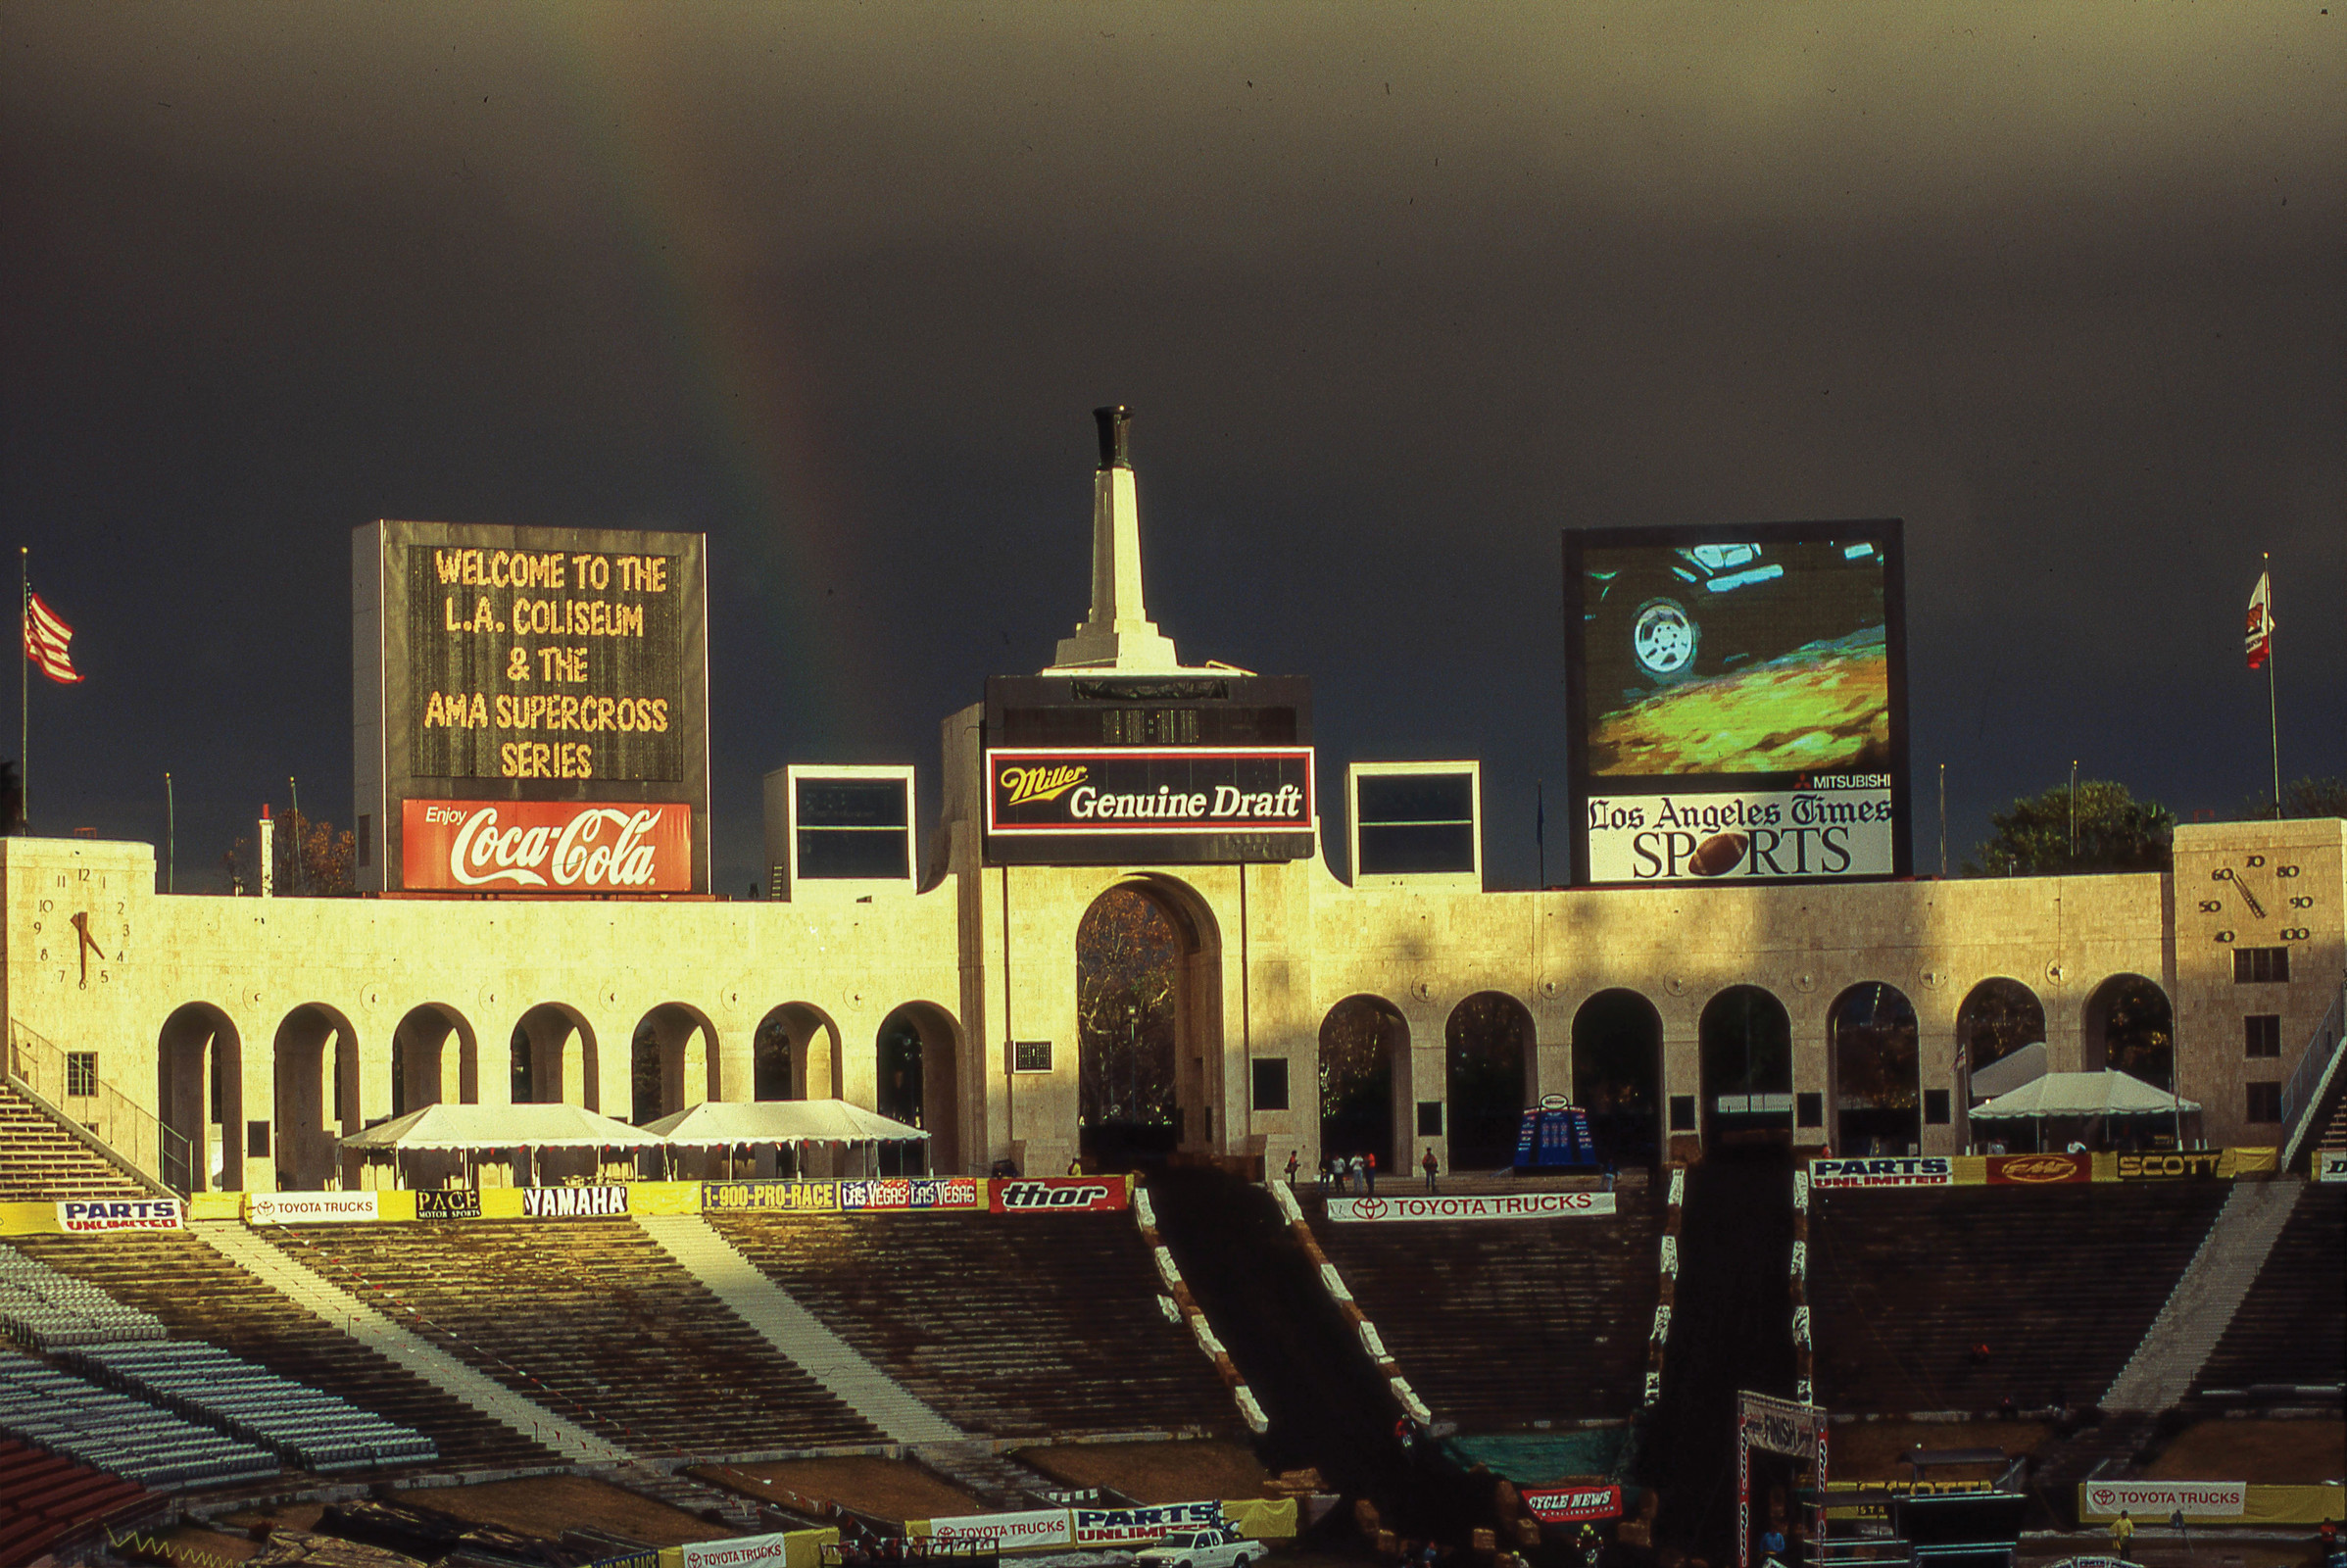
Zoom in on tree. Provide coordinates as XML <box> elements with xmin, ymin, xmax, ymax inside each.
<box><xmin>220</xmin><ymin>807</ymin><xmax>358</xmax><ymax>895</ymax></box>
<box><xmin>2238</xmin><ymin>775</ymin><xmax>2347</xmax><ymax>822</ymax></box>
<box><xmin>1963</xmin><ymin>780</ymin><xmax>2174</xmax><ymax>877</ymax></box>
<box><xmin>1076</xmin><ymin>890</ymin><xmax>1179</xmax><ymax>1125</ymax></box>
<box><xmin>0</xmin><ymin>760</ymin><xmax>20</xmax><ymax>835</ymax></box>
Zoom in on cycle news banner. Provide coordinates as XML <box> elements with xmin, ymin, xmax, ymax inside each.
<box><xmin>1327</xmin><ymin>1191</ymin><xmax>1617</xmax><ymax>1223</ymax></box>
<box><xmin>1805</xmin><ymin>1149</ymin><xmax>2279</xmax><ymax>1192</ymax></box>
<box><xmin>908</xmin><ymin>1499</ymin><xmax>1297</xmax><ymax>1553</ymax></box>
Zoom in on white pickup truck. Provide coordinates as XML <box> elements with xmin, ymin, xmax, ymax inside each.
<box><xmin>1133</xmin><ymin>1526</ymin><xmax>1269</xmax><ymax>1568</ymax></box>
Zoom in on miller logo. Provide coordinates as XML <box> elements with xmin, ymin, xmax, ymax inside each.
<box><xmin>999</xmin><ymin>762</ymin><xmax>1088</xmax><ymax>806</ymax></box>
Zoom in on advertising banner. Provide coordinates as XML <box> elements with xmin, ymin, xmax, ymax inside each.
<box><xmin>57</xmin><ymin>1199</ymin><xmax>182</xmax><ymax>1234</ymax></box>
<box><xmin>1070</xmin><ymin>1503</ymin><xmax>1223</xmax><ymax>1546</ymax></box>
<box><xmin>1326</xmin><ymin>1192</ymin><xmax>1617</xmax><ymax>1223</ymax></box>
<box><xmin>416</xmin><ymin>1189</ymin><xmax>484</xmax><ymax>1220</ymax></box>
<box><xmin>522</xmin><ymin>1185</ymin><xmax>629</xmax><ymax>1218</ymax></box>
<box><xmin>1523</xmin><ymin>1487</ymin><xmax>1623</xmax><ymax>1524</ymax></box>
<box><xmin>402</xmin><ymin>800</ymin><xmax>692</xmax><ymax>894</ymax></box>
<box><xmin>2322</xmin><ymin>1151</ymin><xmax>2347</xmax><ymax>1183</ymax></box>
<box><xmin>1583</xmin><ymin>783</ymin><xmax>1896</xmax><ymax>884</ymax></box>
<box><xmin>840</xmin><ymin>1177</ymin><xmax>982</xmax><ymax>1211</ymax></box>
<box><xmin>2078</xmin><ymin>1482</ymin><xmax>2243</xmax><ymax>1519</ymax></box>
<box><xmin>703</xmin><ymin>1180</ymin><xmax>843</xmax><ymax>1214</ymax></box>
<box><xmin>1738</xmin><ymin>1392</ymin><xmax>1826</xmax><ymax>1459</ymax></box>
<box><xmin>680</xmin><ymin>1531</ymin><xmax>800</xmax><ymax>1568</ymax></box>
<box><xmin>1986</xmin><ymin>1153</ymin><xmax>2090</xmax><ymax>1186</ymax></box>
<box><xmin>918</xmin><ymin>1511</ymin><xmax>1075</xmax><ymax>1550</ymax></box>
<box><xmin>246</xmin><ymin>1191</ymin><xmax>381</xmax><ymax>1225</ymax></box>
<box><xmin>985</xmin><ymin>748</ymin><xmax>1313</xmax><ymax>837</ymax></box>
<box><xmin>991</xmin><ymin>1178</ymin><xmax>1128</xmax><ymax>1213</ymax></box>
<box><xmin>1809</xmin><ymin>1156</ymin><xmax>1951</xmax><ymax>1190</ymax></box>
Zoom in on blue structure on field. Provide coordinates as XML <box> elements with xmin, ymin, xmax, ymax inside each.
<box><xmin>1514</xmin><ymin>1096</ymin><xmax>1603</xmax><ymax>1174</ymax></box>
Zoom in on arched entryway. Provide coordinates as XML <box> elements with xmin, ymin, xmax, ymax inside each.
<box><xmin>1076</xmin><ymin>878</ymin><xmax>1221</xmax><ymax>1169</ymax></box>
<box><xmin>1319</xmin><ymin>995</ymin><xmax>1408</xmax><ymax>1173</ymax></box>
<box><xmin>1700</xmin><ymin>985</ymin><xmax>1792</xmax><ymax>1146</ymax></box>
<box><xmin>876</xmin><ymin>1002</ymin><xmax>961</xmax><ymax>1175</ymax></box>
<box><xmin>1572</xmin><ymin>989</ymin><xmax>1664</xmax><ymax>1164</ymax></box>
<box><xmin>1446</xmin><ymin>992</ymin><xmax>1533</xmax><ymax>1171</ymax></box>
<box><xmin>1829</xmin><ymin>983</ymin><xmax>1920</xmax><ymax>1156</ymax></box>
<box><xmin>2086</xmin><ymin>974</ymin><xmax>2174</xmax><ymax>1091</ymax></box>
<box><xmin>511</xmin><ymin>1003</ymin><xmax>597</xmax><ymax>1108</ymax></box>
<box><xmin>157</xmin><ymin>1004</ymin><xmax>240</xmax><ymax>1192</ymax></box>
<box><xmin>632</xmin><ymin>1003</ymin><xmax>719</xmax><ymax>1124</ymax></box>
<box><xmin>1958</xmin><ymin>978</ymin><xmax>2045</xmax><ymax>1078</ymax></box>
<box><xmin>756</xmin><ymin>1003</ymin><xmax>842</xmax><ymax>1102</ymax></box>
<box><xmin>273</xmin><ymin>1004</ymin><xmax>361</xmax><ymax>1190</ymax></box>
<box><xmin>391</xmin><ymin>1004</ymin><xmax>473</xmax><ymax>1116</ymax></box>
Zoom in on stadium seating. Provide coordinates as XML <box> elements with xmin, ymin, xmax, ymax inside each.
<box><xmin>707</xmin><ymin>1209</ymin><xmax>1237</xmax><ymax>1439</ymax></box>
<box><xmin>10</xmin><ymin>1233</ymin><xmax>548</xmax><ymax>1471</ymax></box>
<box><xmin>2188</xmin><ymin>1181</ymin><xmax>2347</xmax><ymax>1400</ymax></box>
<box><xmin>0</xmin><ymin>1245</ymin><xmax>167</xmax><ymax>1348</ymax></box>
<box><xmin>0</xmin><ymin>1085</ymin><xmax>149</xmax><ymax>1203</ymax></box>
<box><xmin>0</xmin><ymin>1437</ymin><xmax>153</xmax><ymax>1564</ymax></box>
<box><xmin>63</xmin><ymin>1342</ymin><xmax>436</xmax><ymax>1472</ymax></box>
<box><xmin>0</xmin><ymin>1349</ymin><xmax>278</xmax><ymax>1487</ymax></box>
<box><xmin>1300</xmin><ymin>1182</ymin><xmax>1666</xmax><ymax>1432</ymax></box>
<box><xmin>265</xmin><ymin>1219</ymin><xmax>884</xmax><ymax>1454</ymax></box>
<box><xmin>1806</xmin><ymin>1183</ymin><xmax>2232</xmax><ymax>1415</ymax></box>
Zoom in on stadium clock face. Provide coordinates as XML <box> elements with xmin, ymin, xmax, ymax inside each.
<box><xmin>2201</xmin><ymin>856</ymin><xmax>2313</xmax><ymax>944</ymax></box>
<box><xmin>29</xmin><ymin>867</ymin><xmax>123</xmax><ymax>988</ymax></box>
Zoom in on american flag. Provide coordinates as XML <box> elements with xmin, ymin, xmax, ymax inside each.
<box><xmin>2243</xmin><ymin>570</ymin><xmax>2275</xmax><ymax>670</ymax></box>
<box><xmin>23</xmin><ymin>589</ymin><xmax>81</xmax><ymax>684</ymax></box>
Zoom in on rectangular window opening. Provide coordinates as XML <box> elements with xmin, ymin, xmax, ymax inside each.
<box><xmin>1668</xmin><ymin>1094</ymin><xmax>1697</xmax><ymax>1132</ymax></box>
<box><xmin>1795</xmin><ymin>1092</ymin><xmax>1824</xmax><ymax>1128</ymax></box>
<box><xmin>65</xmin><ymin>1053</ymin><xmax>98</xmax><ymax>1099</ymax></box>
<box><xmin>1417</xmin><ymin>1101</ymin><xmax>1444</xmax><ymax>1137</ymax></box>
<box><xmin>247</xmin><ymin>1120</ymin><xmax>270</xmax><ymax>1158</ymax></box>
<box><xmin>1923</xmin><ymin>1089</ymin><xmax>1951</xmax><ymax>1125</ymax></box>
<box><xmin>1250</xmin><ymin>1057</ymin><xmax>1290</xmax><ymax>1112</ymax></box>
<box><xmin>2245</xmin><ymin>1081</ymin><xmax>2282</xmax><ymax>1123</ymax></box>
<box><xmin>2244</xmin><ymin>1014</ymin><xmax>2282</xmax><ymax>1057</ymax></box>
<box><xmin>2233</xmin><ymin>947</ymin><xmax>2291</xmax><ymax>984</ymax></box>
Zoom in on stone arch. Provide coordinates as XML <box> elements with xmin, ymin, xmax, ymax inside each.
<box><xmin>1320</xmin><ymin>995</ymin><xmax>1409</xmax><ymax>1173</ymax></box>
<box><xmin>876</xmin><ymin>1001</ymin><xmax>962</xmax><ymax>1175</ymax></box>
<box><xmin>1957</xmin><ymin>977</ymin><xmax>2045</xmax><ymax>1077</ymax></box>
<box><xmin>157</xmin><ymin>1003</ymin><xmax>240</xmax><ymax>1192</ymax></box>
<box><xmin>273</xmin><ymin>1003</ymin><xmax>361</xmax><ymax>1190</ymax></box>
<box><xmin>1446</xmin><ymin>992</ymin><xmax>1533</xmax><ymax>1171</ymax></box>
<box><xmin>1700</xmin><ymin>984</ymin><xmax>1793</xmax><ymax>1146</ymax></box>
<box><xmin>755</xmin><ymin>1004</ymin><xmax>839</xmax><ymax>1102</ymax></box>
<box><xmin>1828</xmin><ymin>982</ymin><xmax>1921</xmax><ymax>1156</ymax></box>
<box><xmin>1573</xmin><ymin>988</ymin><xmax>1664</xmax><ymax>1164</ymax></box>
<box><xmin>1075</xmin><ymin>874</ymin><xmax>1224</xmax><ymax>1170</ymax></box>
<box><xmin>2086</xmin><ymin>974</ymin><xmax>2175</xmax><ymax>1092</ymax></box>
<box><xmin>391</xmin><ymin>1004</ymin><xmax>473</xmax><ymax>1116</ymax></box>
<box><xmin>632</xmin><ymin>1003</ymin><xmax>720</xmax><ymax>1124</ymax></box>
<box><xmin>511</xmin><ymin>1003</ymin><xmax>599</xmax><ymax>1109</ymax></box>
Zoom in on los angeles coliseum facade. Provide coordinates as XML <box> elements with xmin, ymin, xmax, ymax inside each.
<box><xmin>3</xmin><ymin>433</ymin><xmax>2340</xmax><ymax>1196</ymax></box>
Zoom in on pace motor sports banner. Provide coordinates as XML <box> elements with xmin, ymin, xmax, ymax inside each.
<box><xmin>991</xmin><ymin>1177</ymin><xmax>1128</xmax><ymax>1213</ymax></box>
<box><xmin>245</xmin><ymin>1191</ymin><xmax>381</xmax><ymax>1225</ymax></box>
<box><xmin>402</xmin><ymin>799</ymin><xmax>692</xmax><ymax>893</ymax></box>
<box><xmin>1522</xmin><ymin>1487</ymin><xmax>1623</xmax><ymax>1524</ymax></box>
<box><xmin>1986</xmin><ymin>1153</ymin><xmax>2090</xmax><ymax>1186</ymax></box>
<box><xmin>1582</xmin><ymin>783</ymin><xmax>1895</xmax><ymax>884</ymax></box>
<box><xmin>1809</xmin><ymin>1155</ymin><xmax>1950</xmax><ymax>1191</ymax></box>
<box><xmin>986</xmin><ymin>748</ymin><xmax>1313</xmax><ymax>837</ymax></box>
<box><xmin>1327</xmin><ymin>1192</ymin><xmax>1617</xmax><ymax>1223</ymax></box>
<box><xmin>57</xmin><ymin>1198</ymin><xmax>182</xmax><ymax>1233</ymax></box>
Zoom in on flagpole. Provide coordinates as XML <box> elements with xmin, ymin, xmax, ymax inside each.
<box><xmin>18</xmin><ymin>547</ymin><xmax>25</xmax><ymax>835</ymax></box>
<box><xmin>2264</xmin><ymin>552</ymin><xmax>2280</xmax><ymax>820</ymax></box>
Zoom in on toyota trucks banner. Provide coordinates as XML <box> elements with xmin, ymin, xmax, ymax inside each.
<box><xmin>1327</xmin><ymin>1192</ymin><xmax>1617</xmax><ymax>1222</ymax></box>
<box><xmin>246</xmin><ymin>1191</ymin><xmax>381</xmax><ymax>1225</ymax></box>
<box><xmin>402</xmin><ymin>799</ymin><xmax>693</xmax><ymax>893</ymax></box>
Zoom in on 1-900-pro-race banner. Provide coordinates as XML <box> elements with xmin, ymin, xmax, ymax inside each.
<box><xmin>986</xmin><ymin>748</ymin><xmax>1312</xmax><ymax>836</ymax></box>
<box><xmin>402</xmin><ymin>800</ymin><xmax>692</xmax><ymax>892</ymax></box>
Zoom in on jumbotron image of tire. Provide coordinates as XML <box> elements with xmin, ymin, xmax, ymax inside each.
<box><xmin>1630</xmin><ymin>596</ymin><xmax>1700</xmax><ymax>683</ymax></box>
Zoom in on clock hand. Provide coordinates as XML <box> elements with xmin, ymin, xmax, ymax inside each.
<box><xmin>2235</xmin><ymin>879</ymin><xmax>2267</xmax><ymax>919</ymax></box>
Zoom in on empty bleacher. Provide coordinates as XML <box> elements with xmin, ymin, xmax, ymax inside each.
<box><xmin>266</xmin><ymin>1219</ymin><xmax>883</xmax><ymax>1455</ymax></box>
<box><xmin>0</xmin><ymin>1349</ymin><xmax>278</xmax><ymax>1487</ymax></box>
<box><xmin>1301</xmin><ymin>1181</ymin><xmax>1666</xmax><ymax>1432</ymax></box>
<box><xmin>64</xmin><ymin>1342</ymin><xmax>436</xmax><ymax>1472</ymax></box>
<box><xmin>11</xmin><ymin>1233</ymin><xmax>550</xmax><ymax>1472</ymax></box>
<box><xmin>2188</xmin><ymin>1181</ymin><xmax>2346</xmax><ymax>1401</ymax></box>
<box><xmin>0</xmin><ymin>1084</ymin><xmax>149</xmax><ymax>1203</ymax></box>
<box><xmin>0</xmin><ymin>1245</ymin><xmax>167</xmax><ymax>1348</ymax></box>
<box><xmin>1807</xmin><ymin>1182</ymin><xmax>2232</xmax><ymax>1415</ymax></box>
<box><xmin>707</xmin><ymin>1208</ymin><xmax>1236</xmax><ymax>1439</ymax></box>
<box><xmin>0</xmin><ymin>1438</ymin><xmax>153</xmax><ymax>1565</ymax></box>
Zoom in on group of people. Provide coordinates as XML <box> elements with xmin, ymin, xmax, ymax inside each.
<box><xmin>1284</xmin><ymin>1147</ymin><xmax>1447</xmax><ymax>1194</ymax></box>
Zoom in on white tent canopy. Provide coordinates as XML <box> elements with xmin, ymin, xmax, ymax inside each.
<box><xmin>640</xmin><ymin>1099</ymin><xmax>927</xmax><ymax>1146</ymax></box>
<box><xmin>1970</xmin><ymin>1069</ymin><xmax>2198</xmax><ymax>1120</ymax></box>
<box><xmin>1969</xmin><ymin>1041</ymin><xmax>2048</xmax><ymax>1100</ymax></box>
<box><xmin>340</xmin><ymin>1102</ymin><xmax>667</xmax><ymax>1152</ymax></box>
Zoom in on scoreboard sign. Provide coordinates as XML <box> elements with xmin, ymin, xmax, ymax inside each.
<box><xmin>356</xmin><ymin>520</ymin><xmax>709</xmax><ymax>894</ymax></box>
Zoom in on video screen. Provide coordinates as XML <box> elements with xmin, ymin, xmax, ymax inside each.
<box><xmin>1576</xmin><ymin>533</ymin><xmax>1893</xmax><ymax>778</ymax></box>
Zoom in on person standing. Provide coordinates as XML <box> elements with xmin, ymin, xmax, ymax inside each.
<box><xmin>1285</xmin><ymin>1149</ymin><xmax>1300</xmax><ymax>1191</ymax></box>
<box><xmin>1422</xmin><ymin>1146</ymin><xmax>1441</xmax><ymax>1193</ymax></box>
<box><xmin>1364</xmin><ymin>1152</ymin><xmax>1378</xmax><ymax>1195</ymax></box>
<box><xmin>2109</xmin><ymin>1510</ymin><xmax>2133</xmax><ymax>1563</ymax></box>
<box><xmin>1349</xmin><ymin>1152</ymin><xmax>1365</xmax><ymax>1193</ymax></box>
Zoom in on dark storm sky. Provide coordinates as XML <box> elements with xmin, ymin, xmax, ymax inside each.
<box><xmin>4</xmin><ymin>4</ymin><xmax>2340</xmax><ymax>894</ymax></box>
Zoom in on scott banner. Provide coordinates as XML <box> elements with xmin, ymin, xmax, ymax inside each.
<box><xmin>402</xmin><ymin>799</ymin><xmax>693</xmax><ymax>893</ymax></box>
<box><xmin>986</xmin><ymin>748</ymin><xmax>1312</xmax><ymax>837</ymax></box>
<box><xmin>1327</xmin><ymin>1192</ymin><xmax>1617</xmax><ymax>1222</ymax></box>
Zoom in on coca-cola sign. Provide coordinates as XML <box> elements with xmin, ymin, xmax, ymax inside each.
<box><xmin>401</xmin><ymin>799</ymin><xmax>692</xmax><ymax>892</ymax></box>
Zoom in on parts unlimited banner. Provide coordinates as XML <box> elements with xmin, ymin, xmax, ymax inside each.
<box><xmin>402</xmin><ymin>800</ymin><xmax>693</xmax><ymax>893</ymax></box>
<box><xmin>986</xmin><ymin>748</ymin><xmax>1313</xmax><ymax>836</ymax></box>
<box><xmin>1583</xmin><ymin>784</ymin><xmax>1894</xmax><ymax>883</ymax></box>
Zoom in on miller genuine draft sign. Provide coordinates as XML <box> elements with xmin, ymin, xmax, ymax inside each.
<box><xmin>356</xmin><ymin>520</ymin><xmax>710</xmax><ymax>894</ymax></box>
<box><xmin>986</xmin><ymin>748</ymin><xmax>1313</xmax><ymax>837</ymax></box>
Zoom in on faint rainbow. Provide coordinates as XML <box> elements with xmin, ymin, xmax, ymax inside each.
<box><xmin>533</xmin><ymin>10</ymin><xmax>867</xmax><ymax>749</ymax></box>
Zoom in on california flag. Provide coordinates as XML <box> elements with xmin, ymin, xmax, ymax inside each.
<box><xmin>2244</xmin><ymin>571</ymin><xmax>2274</xmax><ymax>670</ymax></box>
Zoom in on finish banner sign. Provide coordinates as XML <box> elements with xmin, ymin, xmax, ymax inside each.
<box><xmin>1327</xmin><ymin>1192</ymin><xmax>1617</xmax><ymax>1222</ymax></box>
<box><xmin>1583</xmin><ymin>782</ymin><xmax>1896</xmax><ymax>883</ymax></box>
<box><xmin>1810</xmin><ymin>1155</ymin><xmax>1951</xmax><ymax>1190</ymax></box>
<box><xmin>402</xmin><ymin>800</ymin><xmax>692</xmax><ymax>893</ymax></box>
<box><xmin>58</xmin><ymin>1199</ymin><xmax>182</xmax><ymax>1233</ymax></box>
<box><xmin>1523</xmin><ymin>1487</ymin><xmax>1623</xmax><ymax>1524</ymax></box>
<box><xmin>985</xmin><ymin>748</ymin><xmax>1313</xmax><ymax>836</ymax></box>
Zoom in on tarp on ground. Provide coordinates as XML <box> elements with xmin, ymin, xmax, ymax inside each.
<box><xmin>640</xmin><ymin>1098</ymin><xmax>928</xmax><ymax>1146</ymax></box>
<box><xmin>339</xmin><ymin>1102</ymin><xmax>666</xmax><ymax>1151</ymax></box>
<box><xmin>1442</xmin><ymin>1429</ymin><xmax>1629</xmax><ymax>1485</ymax></box>
<box><xmin>1970</xmin><ymin>1070</ymin><xmax>2199</xmax><ymax>1119</ymax></box>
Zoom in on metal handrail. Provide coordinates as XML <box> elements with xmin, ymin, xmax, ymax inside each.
<box><xmin>2278</xmin><ymin>981</ymin><xmax>2346</xmax><ymax>1170</ymax></box>
<box><xmin>6</xmin><ymin>1019</ymin><xmax>192</xmax><ymax>1195</ymax></box>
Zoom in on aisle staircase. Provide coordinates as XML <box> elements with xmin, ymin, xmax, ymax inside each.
<box><xmin>634</xmin><ymin>1213</ymin><xmax>963</xmax><ymax>1445</ymax></box>
<box><xmin>2100</xmin><ymin>1176</ymin><xmax>2302</xmax><ymax>1412</ymax></box>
